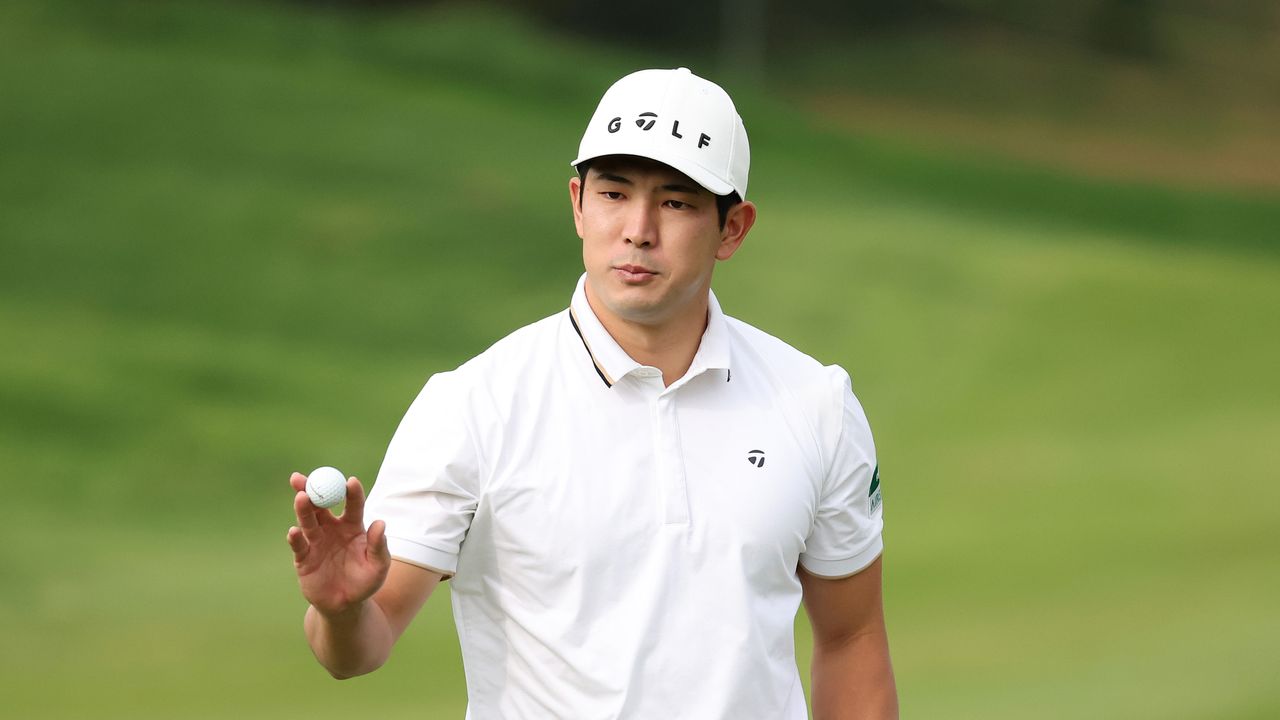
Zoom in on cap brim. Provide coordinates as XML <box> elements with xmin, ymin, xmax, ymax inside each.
<box><xmin>571</xmin><ymin>150</ymin><xmax>735</xmax><ymax>197</ymax></box>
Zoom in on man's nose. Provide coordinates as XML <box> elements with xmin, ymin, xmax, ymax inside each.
<box><xmin>623</xmin><ymin>202</ymin><xmax>658</xmax><ymax>248</ymax></box>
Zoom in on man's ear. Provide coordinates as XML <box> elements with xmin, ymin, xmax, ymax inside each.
<box><xmin>569</xmin><ymin>176</ymin><xmax>585</xmax><ymax>239</ymax></box>
<box><xmin>716</xmin><ymin>200</ymin><xmax>756</xmax><ymax>261</ymax></box>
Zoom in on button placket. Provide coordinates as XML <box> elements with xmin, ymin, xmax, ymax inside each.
<box><xmin>654</xmin><ymin>386</ymin><xmax>690</xmax><ymax>526</ymax></box>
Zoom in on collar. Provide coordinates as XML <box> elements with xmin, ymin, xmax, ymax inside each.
<box><xmin>568</xmin><ymin>274</ymin><xmax>732</xmax><ymax>389</ymax></box>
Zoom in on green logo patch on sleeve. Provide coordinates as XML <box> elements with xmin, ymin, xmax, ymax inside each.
<box><xmin>868</xmin><ymin>464</ymin><xmax>882</xmax><ymax>514</ymax></box>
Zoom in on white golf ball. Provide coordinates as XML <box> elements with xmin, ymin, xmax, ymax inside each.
<box><xmin>305</xmin><ymin>466</ymin><xmax>347</xmax><ymax>509</ymax></box>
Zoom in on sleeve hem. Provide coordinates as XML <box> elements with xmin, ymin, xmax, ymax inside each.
<box><xmin>385</xmin><ymin>535</ymin><xmax>459</xmax><ymax>577</ymax></box>
<box><xmin>799</xmin><ymin>535</ymin><xmax>883</xmax><ymax>579</ymax></box>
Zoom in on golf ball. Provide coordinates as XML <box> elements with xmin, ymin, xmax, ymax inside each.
<box><xmin>305</xmin><ymin>466</ymin><xmax>347</xmax><ymax>509</ymax></box>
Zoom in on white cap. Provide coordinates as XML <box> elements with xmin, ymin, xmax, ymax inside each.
<box><xmin>571</xmin><ymin>68</ymin><xmax>750</xmax><ymax>199</ymax></box>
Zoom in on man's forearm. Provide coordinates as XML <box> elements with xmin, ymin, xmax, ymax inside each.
<box><xmin>810</xmin><ymin>629</ymin><xmax>899</xmax><ymax>719</ymax></box>
<box><xmin>304</xmin><ymin>600</ymin><xmax>395</xmax><ymax>679</ymax></box>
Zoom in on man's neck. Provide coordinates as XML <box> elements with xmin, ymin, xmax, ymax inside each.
<box><xmin>586</xmin><ymin>293</ymin><xmax>709</xmax><ymax>388</ymax></box>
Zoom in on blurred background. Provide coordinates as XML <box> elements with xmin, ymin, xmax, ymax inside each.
<box><xmin>2</xmin><ymin>0</ymin><xmax>1277</xmax><ymax>717</ymax></box>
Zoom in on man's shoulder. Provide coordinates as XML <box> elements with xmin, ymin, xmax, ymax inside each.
<box><xmin>453</xmin><ymin>306</ymin><xmax>562</xmax><ymax>363</ymax></box>
<box><xmin>722</xmin><ymin>313</ymin><xmax>870</xmax><ymax>463</ymax></box>
<box><xmin>407</xmin><ymin>310</ymin><xmax>568</xmax><ymax>425</ymax></box>
<box><xmin>723</xmin><ymin>314</ymin><xmax>846</xmax><ymax>386</ymax></box>
<box><xmin>433</xmin><ymin>309</ymin><xmax>567</xmax><ymax>389</ymax></box>
<box><xmin>481</xmin><ymin>309</ymin><xmax>566</xmax><ymax>360</ymax></box>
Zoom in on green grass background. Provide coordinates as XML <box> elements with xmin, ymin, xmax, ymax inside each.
<box><xmin>2</xmin><ymin>1</ymin><xmax>1278</xmax><ymax>717</ymax></box>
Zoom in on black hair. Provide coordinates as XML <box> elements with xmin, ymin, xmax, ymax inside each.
<box><xmin>576</xmin><ymin>159</ymin><xmax>742</xmax><ymax>230</ymax></box>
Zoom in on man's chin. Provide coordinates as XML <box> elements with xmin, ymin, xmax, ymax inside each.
<box><xmin>611</xmin><ymin>301</ymin><xmax>665</xmax><ymax>324</ymax></box>
<box><xmin>597</xmin><ymin>292</ymin><xmax>668</xmax><ymax>325</ymax></box>
<box><xmin>587</xmin><ymin>276</ymin><xmax>671</xmax><ymax>325</ymax></box>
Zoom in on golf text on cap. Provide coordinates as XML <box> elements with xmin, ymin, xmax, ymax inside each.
<box><xmin>607</xmin><ymin>111</ymin><xmax>713</xmax><ymax>149</ymax></box>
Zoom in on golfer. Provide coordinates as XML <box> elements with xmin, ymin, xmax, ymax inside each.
<box><xmin>287</xmin><ymin>67</ymin><xmax>897</xmax><ymax>718</ymax></box>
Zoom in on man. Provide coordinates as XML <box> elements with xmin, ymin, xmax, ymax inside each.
<box><xmin>286</xmin><ymin>67</ymin><xmax>897</xmax><ymax>718</ymax></box>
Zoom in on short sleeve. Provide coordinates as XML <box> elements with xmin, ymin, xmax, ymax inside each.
<box><xmin>364</xmin><ymin>370</ymin><xmax>482</xmax><ymax>577</ymax></box>
<box><xmin>798</xmin><ymin>368</ymin><xmax>884</xmax><ymax>578</ymax></box>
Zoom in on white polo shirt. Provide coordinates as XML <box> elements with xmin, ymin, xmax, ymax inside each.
<box><xmin>367</xmin><ymin>275</ymin><xmax>883</xmax><ymax>719</ymax></box>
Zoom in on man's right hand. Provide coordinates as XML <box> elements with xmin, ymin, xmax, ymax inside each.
<box><xmin>286</xmin><ymin>472</ymin><xmax>391</xmax><ymax>618</ymax></box>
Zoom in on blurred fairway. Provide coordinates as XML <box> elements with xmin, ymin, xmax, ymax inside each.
<box><xmin>2</xmin><ymin>1</ymin><xmax>1278</xmax><ymax>718</ymax></box>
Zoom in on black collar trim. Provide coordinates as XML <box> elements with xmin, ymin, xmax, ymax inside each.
<box><xmin>569</xmin><ymin>308</ymin><xmax>613</xmax><ymax>388</ymax></box>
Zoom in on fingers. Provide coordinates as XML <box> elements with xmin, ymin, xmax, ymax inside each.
<box><xmin>294</xmin><ymin>491</ymin><xmax>322</xmax><ymax>534</ymax></box>
<box><xmin>286</xmin><ymin>525</ymin><xmax>310</xmax><ymax>562</ymax></box>
<box><xmin>340</xmin><ymin>476</ymin><xmax>367</xmax><ymax>524</ymax></box>
<box><xmin>366</xmin><ymin>519</ymin><xmax>390</xmax><ymax>566</ymax></box>
<box><xmin>290</xmin><ymin>471</ymin><xmax>336</xmax><ymax>527</ymax></box>
<box><xmin>291</xmin><ymin>471</ymin><xmax>377</xmax><ymax>547</ymax></box>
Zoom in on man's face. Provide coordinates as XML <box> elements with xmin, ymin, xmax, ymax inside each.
<box><xmin>569</xmin><ymin>156</ymin><xmax>754</xmax><ymax>330</ymax></box>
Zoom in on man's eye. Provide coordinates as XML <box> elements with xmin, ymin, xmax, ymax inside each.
<box><xmin>665</xmin><ymin>200</ymin><xmax>690</xmax><ymax>210</ymax></box>
<box><xmin>601</xmin><ymin>191</ymin><xmax>623</xmax><ymax>200</ymax></box>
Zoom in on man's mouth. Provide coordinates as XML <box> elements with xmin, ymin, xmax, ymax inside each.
<box><xmin>614</xmin><ymin>264</ymin><xmax>657</xmax><ymax>281</ymax></box>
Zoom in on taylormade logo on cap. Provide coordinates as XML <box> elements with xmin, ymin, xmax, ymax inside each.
<box><xmin>572</xmin><ymin>67</ymin><xmax>750</xmax><ymax>199</ymax></box>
